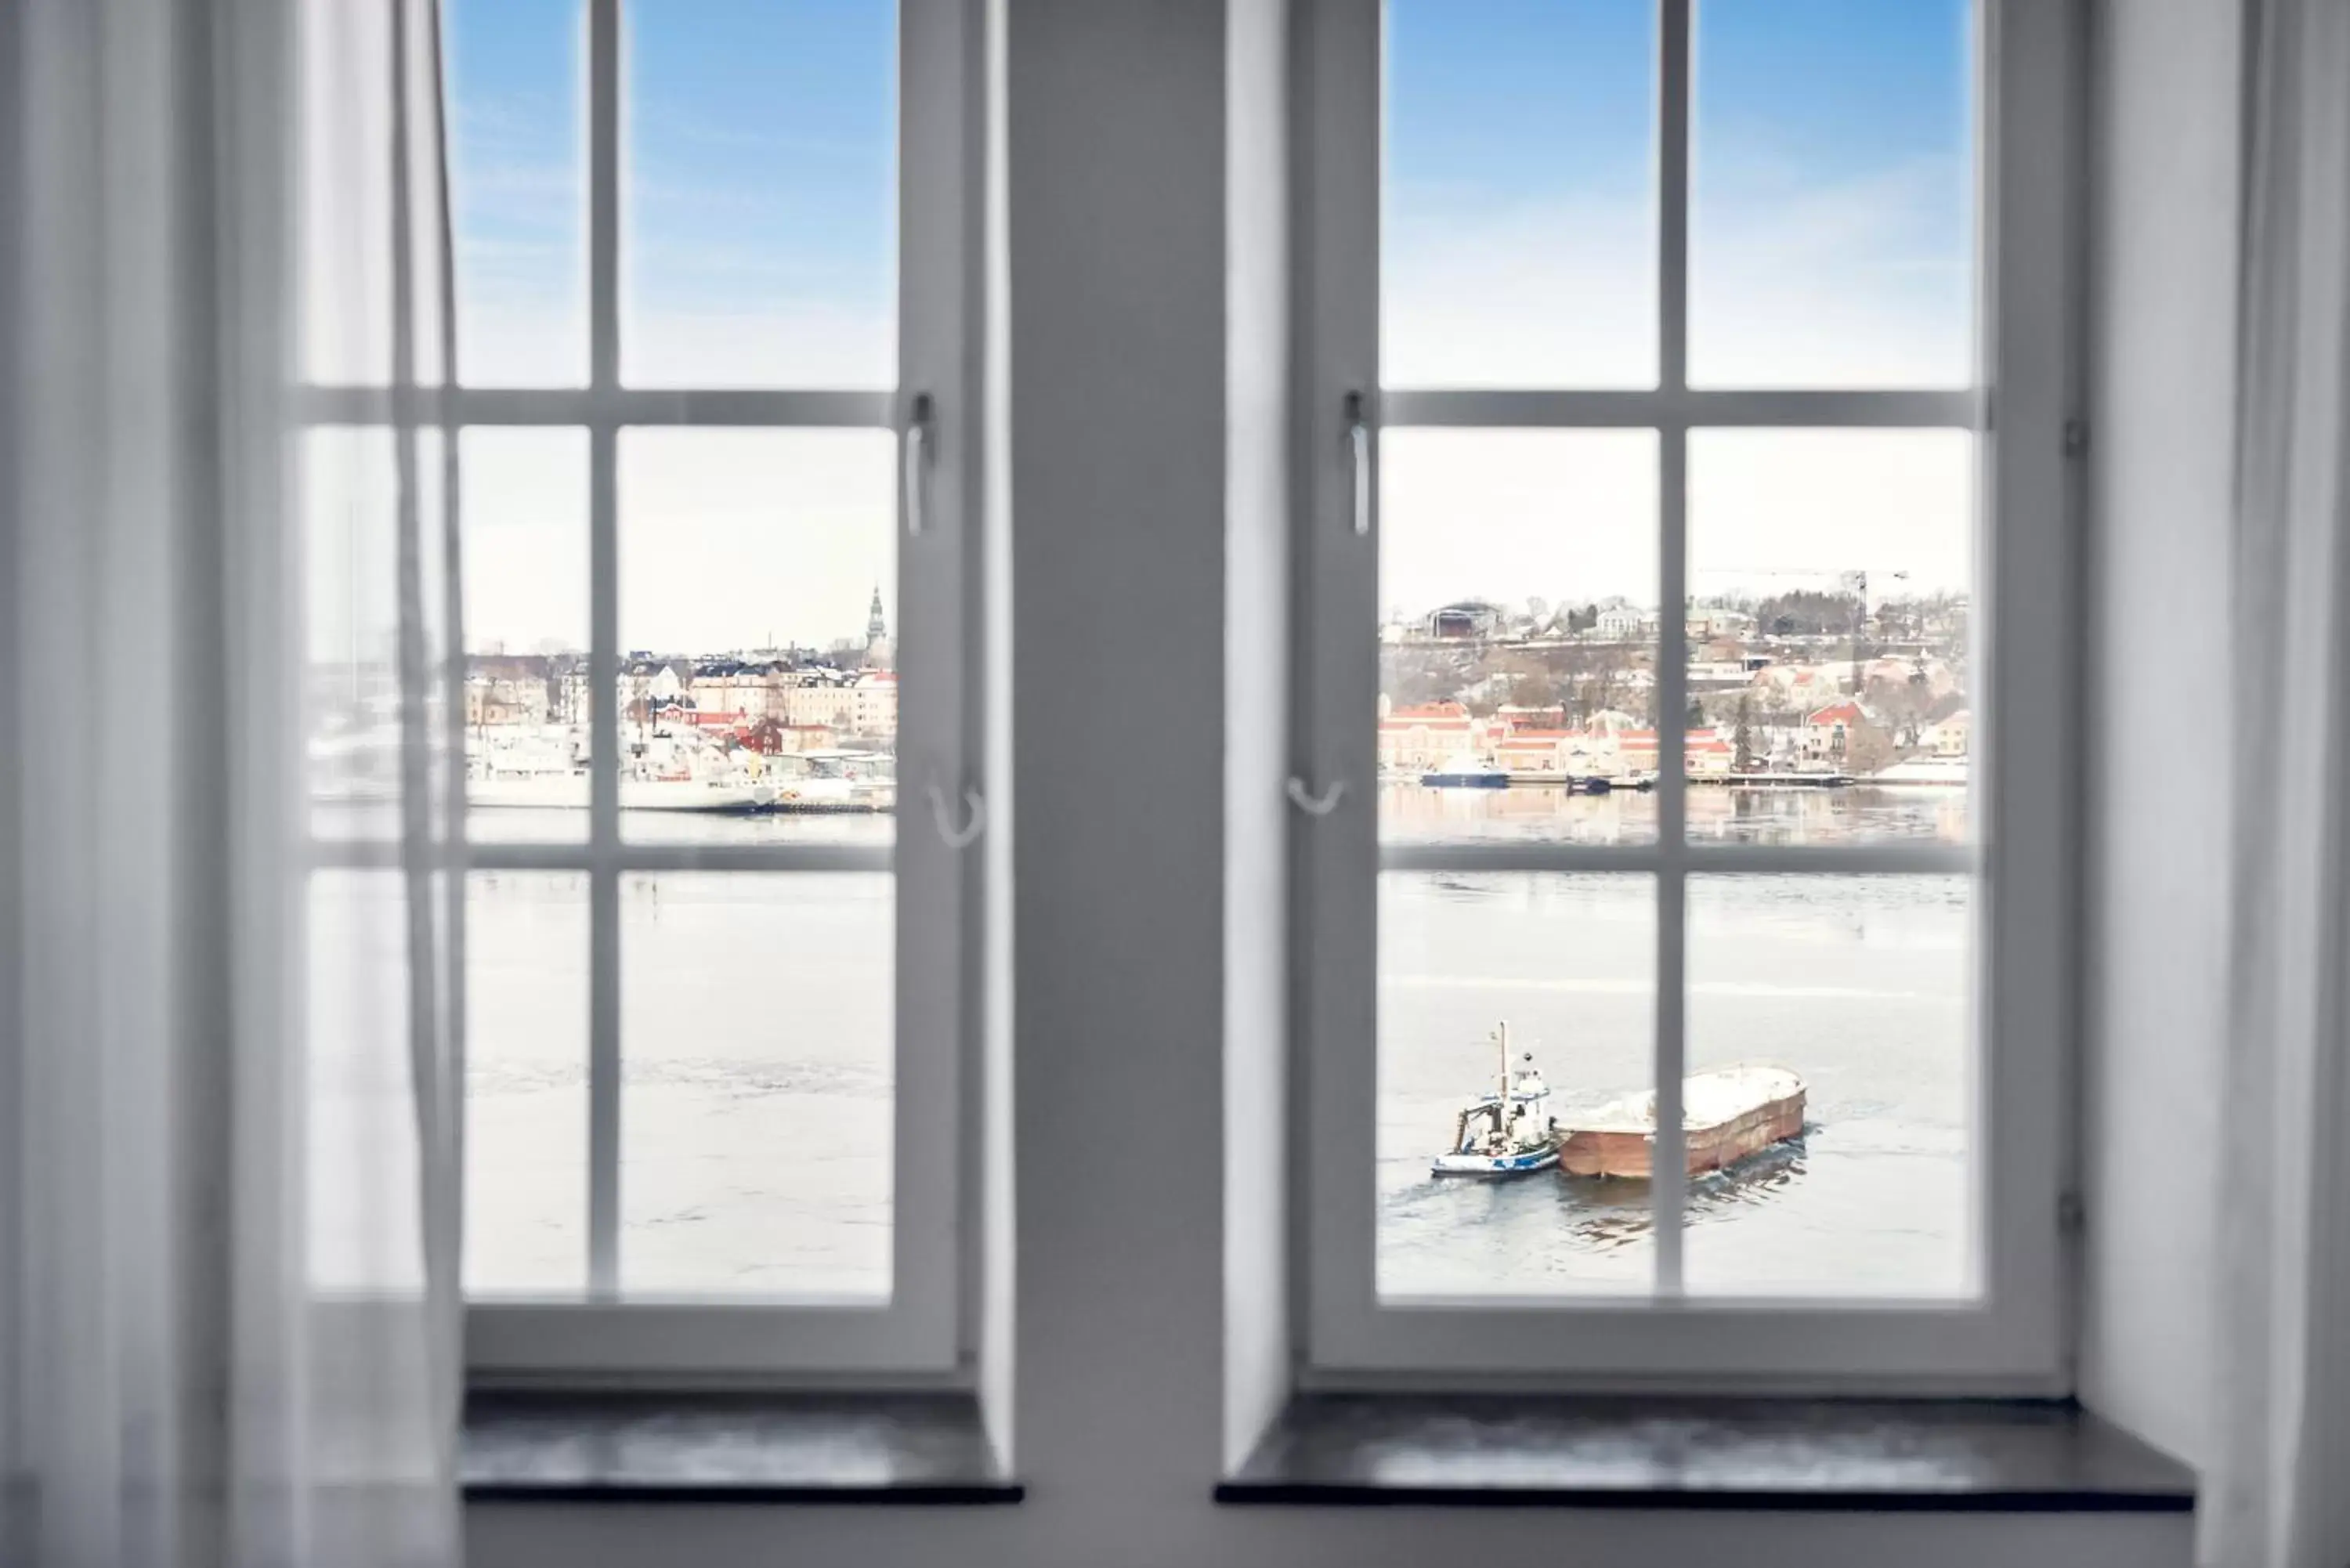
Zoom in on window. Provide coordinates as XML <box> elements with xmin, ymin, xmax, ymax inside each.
<box><xmin>1297</xmin><ymin>0</ymin><xmax>2073</xmax><ymax>1382</ymax></box>
<box><xmin>304</xmin><ymin>0</ymin><xmax>980</xmax><ymax>1375</ymax></box>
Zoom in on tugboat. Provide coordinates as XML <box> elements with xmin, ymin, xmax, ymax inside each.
<box><xmin>1430</xmin><ymin>1023</ymin><xmax>1560</xmax><ymax>1176</ymax></box>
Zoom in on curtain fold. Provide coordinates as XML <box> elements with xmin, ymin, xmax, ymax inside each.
<box><xmin>3</xmin><ymin>3</ymin><xmax>465</xmax><ymax>1565</ymax></box>
<box><xmin>2214</xmin><ymin>1</ymin><xmax>2350</xmax><ymax>1565</ymax></box>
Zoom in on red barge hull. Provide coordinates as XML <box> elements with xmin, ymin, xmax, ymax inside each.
<box><xmin>1556</xmin><ymin>1082</ymin><xmax>1806</xmax><ymax>1180</ymax></box>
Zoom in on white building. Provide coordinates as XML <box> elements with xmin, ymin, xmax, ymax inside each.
<box><xmin>1595</xmin><ymin>604</ymin><xmax>1653</xmax><ymax>639</ymax></box>
<box><xmin>849</xmin><ymin>671</ymin><xmax>899</xmax><ymax>736</ymax></box>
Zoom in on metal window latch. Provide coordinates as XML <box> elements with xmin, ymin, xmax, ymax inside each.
<box><xmin>2058</xmin><ymin>1190</ymin><xmax>2085</xmax><ymax>1236</ymax></box>
<box><xmin>903</xmin><ymin>392</ymin><xmax>935</xmax><ymax>537</ymax></box>
<box><xmin>2062</xmin><ymin>417</ymin><xmax>2090</xmax><ymax>459</ymax></box>
<box><xmin>1285</xmin><ymin>777</ymin><xmax>1347</xmax><ymax>817</ymax></box>
<box><xmin>1344</xmin><ymin>389</ymin><xmax>1370</xmax><ymax>537</ymax></box>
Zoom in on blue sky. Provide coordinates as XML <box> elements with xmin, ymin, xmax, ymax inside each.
<box><xmin>443</xmin><ymin>0</ymin><xmax>899</xmax><ymax>654</ymax></box>
<box><xmin>443</xmin><ymin>0</ymin><xmax>895</xmax><ymax>390</ymax></box>
<box><xmin>1380</xmin><ymin>0</ymin><xmax>1979</xmax><ymax>609</ymax></box>
<box><xmin>1385</xmin><ymin>0</ymin><xmax>1976</xmax><ymax>388</ymax></box>
<box><xmin>440</xmin><ymin>0</ymin><xmax>1978</xmax><ymax>649</ymax></box>
<box><xmin>443</xmin><ymin>0</ymin><xmax>584</xmax><ymax>386</ymax></box>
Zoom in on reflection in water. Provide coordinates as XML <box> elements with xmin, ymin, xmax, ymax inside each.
<box><xmin>1545</xmin><ymin>1135</ymin><xmax>1813</xmax><ymax>1252</ymax></box>
<box><xmin>1379</xmin><ymin>782</ymin><xmax>1970</xmax><ymax>847</ymax></box>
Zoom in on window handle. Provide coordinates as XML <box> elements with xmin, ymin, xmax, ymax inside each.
<box><xmin>1285</xmin><ymin>776</ymin><xmax>1347</xmax><ymax>818</ymax></box>
<box><xmin>903</xmin><ymin>392</ymin><xmax>935</xmax><ymax>538</ymax></box>
<box><xmin>1344</xmin><ymin>389</ymin><xmax>1371</xmax><ymax>537</ymax></box>
<box><xmin>927</xmin><ymin>780</ymin><xmax>985</xmax><ymax>849</ymax></box>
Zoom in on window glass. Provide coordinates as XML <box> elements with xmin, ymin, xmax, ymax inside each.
<box><xmin>461</xmin><ymin>429</ymin><xmax>591</xmax><ymax>844</ymax></box>
<box><xmin>616</xmin><ymin>429</ymin><xmax>898</xmax><ymax>847</ymax></box>
<box><xmin>466</xmin><ymin>871</ymin><xmax>591</xmax><ymax>1296</ymax></box>
<box><xmin>1379</xmin><ymin>430</ymin><xmax>1660</xmax><ymax>847</ymax></box>
<box><xmin>1350</xmin><ymin>0</ymin><xmax>2000</xmax><ymax>1339</ymax></box>
<box><xmin>446</xmin><ymin>0</ymin><xmax>588</xmax><ymax>386</ymax></box>
<box><xmin>437</xmin><ymin>0</ymin><xmax>925</xmax><ymax>1343</ymax></box>
<box><xmin>623</xmin><ymin>0</ymin><xmax>897</xmax><ymax>388</ymax></box>
<box><xmin>620</xmin><ymin>873</ymin><xmax>893</xmax><ymax>1299</ymax></box>
<box><xmin>1691</xmin><ymin>0</ymin><xmax>1977</xmax><ymax>387</ymax></box>
<box><xmin>1379</xmin><ymin>873</ymin><xmax>1655</xmax><ymax>1297</ymax></box>
<box><xmin>1687</xmin><ymin>429</ymin><xmax>1976</xmax><ymax>844</ymax></box>
<box><xmin>306</xmin><ymin>869</ymin><xmax>421</xmax><ymax>1292</ymax></box>
<box><xmin>304</xmin><ymin>427</ymin><xmax>444</xmax><ymax>843</ymax></box>
<box><xmin>1685</xmin><ymin>875</ymin><xmax>1973</xmax><ymax>1296</ymax></box>
<box><xmin>1385</xmin><ymin>0</ymin><xmax>1658</xmax><ymax>388</ymax></box>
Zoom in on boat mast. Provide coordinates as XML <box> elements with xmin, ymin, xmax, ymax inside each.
<box><xmin>1498</xmin><ymin>1020</ymin><xmax>1510</xmax><ymax>1101</ymax></box>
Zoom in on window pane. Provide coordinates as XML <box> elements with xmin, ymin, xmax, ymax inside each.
<box><xmin>623</xmin><ymin>0</ymin><xmax>897</xmax><ymax>388</ymax></box>
<box><xmin>446</xmin><ymin>0</ymin><xmax>587</xmax><ymax>386</ymax></box>
<box><xmin>620</xmin><ymin>873</ymin><xmax>892</xmax><ymax>1299</ymax></box>
<box><xmin>298</xmin><ymin>6</ymin><xmax>400</xmax><ymax>385</ymax></box>
<box><xmin>463</xmin><ymin>429</ymin><xmax>591</xmax><ymax>843</ymax></box>
<box><xmin>1380</xmin><ymin>430</ymin><xmax>1659</xmax><ymax>847</ymax></box>
<box><xmin>1384</xmin><ymin>0</ymin><xmax>1657</xmax><ymax>388</ymax></box>
<box><xmin>616</xmin><ymin>429</ymin><xmax>898</xmax><ymax>846</ymax></box>
<box><xmin>1379</xmin><ymin>873</ymin><xmax>1654</xmax><ymax>1298</ymax></box>
<box><xmin>1687</xmin><ymin>429</ymin><xmax>1974</xmax><ymax>844</ymax></box>
<box><xmin>1691</xmin><ymin>0</ymin><xmax>1977</xmax><ymax>387</ymax></box>
<box><xmin>305</xmin><ymin>428</ymin><xmax>445</xmax><ymax>843</ymax></box>
<box><xmin>465</xmin><ymin>871</ymin><xmax>589</xmax><ymax>1297</ymax></box>
<box><xmin>306</xmin><ymin>869</ymin><xmax>421</xmax><ymax>1292</ymax></box>
<box><xmin>1684</xmin><ymin>876</ymin><xmax>1974</xmax><ymax>1297</ymax></box>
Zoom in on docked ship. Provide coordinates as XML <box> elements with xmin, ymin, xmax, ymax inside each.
<box><xmin>620</xmin><ymin>775</ymin><xmax>772</xmax><ymax>813</ymax></box>
<box><xmin>467</xmin><ymin>765</ymin><xmax>772</xmax><ymax>814</ymax></box>
<box><xmin>764</xmin><ymin>750</ymin><xmax>896</xmax><ymax>814</ymax></box>
<box><xmin>1555</xmin><ymin>1064</ymin><xmax>1808</xmax><ymax>1179</ymax></box>
<box><xmin>1419</xmin><ymin>752</ymin><xmax>1509</xmax><ymax>789</ymax></box>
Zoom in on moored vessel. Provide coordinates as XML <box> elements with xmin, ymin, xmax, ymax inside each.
<box><xmin>1555</xmin><ymin>1063</ymin><xmax>1806</xmax><ymax>1179</ymax></box>
<box><xmin>1419</xmin><ymin>752</ymin><xmax>1509</xmax><ymax>789</ymax></box>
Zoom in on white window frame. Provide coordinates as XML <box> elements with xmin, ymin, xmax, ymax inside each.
<box><xmin>306</xmin><ymin>0</ymin><xmax>984</xmax><ymax>1378</ymax></box>
<box><xmin>1296</xmin><ymin>0</ymin><xmax>2077</xmax><ymax>1388</ymax></box>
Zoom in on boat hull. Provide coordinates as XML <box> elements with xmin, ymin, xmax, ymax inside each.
<box><xmin>1431</xmin><ymin>1147</ymin><xmax>1560</xmax><ymax>1177</ymax></box>
<box><xmin>1420</xmin><ymin>771</ymin><xmax>1508</xmax><ymax>789</ymax></box>
<box><xmin>468</xmin><ymin>777</ymin><xmax>777</xmax><ymax>814</ymax></box>
<box><xmin>620</xmin><ymin>779</ymin><xmax>771</xmax><ymax>813</ymax></box>
<box><xmin>1556</xmin><ymin>1086</ymin><xmax>1806</xmax><ymax>1179</ymax></box>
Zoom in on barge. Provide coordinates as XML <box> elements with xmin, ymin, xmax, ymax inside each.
<box><xmin>1554</xmin><ymin>1064</ymin><xmax>1807</xmax><ymax>1179</ymax></box>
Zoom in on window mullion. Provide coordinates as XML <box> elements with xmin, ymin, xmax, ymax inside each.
<box><xmin>1650</xmin><ymin>0</ymin><xmax>1695</xmax><ymax>1296</ymax></box>
<box><xmin>1376</xmin><ymin>388</ymin><xmax>1980</xmax><ymax>429</ymax></box>
<box><xmin>584</xmin><ymin>0</ymin><xmax>622</xmax><ymax>1300</ymax></box>
<box><xmin>1655</xmin><ymin>429</ymin><xmax>1690</xmax><ymax>1295</ymax></box>
<box><xmin>585</xmin><ymin>414</ymin><xmax>620</xmax><ymax>1299</ymax></box>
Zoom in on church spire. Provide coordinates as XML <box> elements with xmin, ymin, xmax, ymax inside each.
<box><xmin>866</xmin><ymin>583</ymin><xmax>888</xmax><ymax>647</ymax></box>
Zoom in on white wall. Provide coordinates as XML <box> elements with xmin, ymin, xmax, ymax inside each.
<box><xmin>1003</xmin><ymin>2</ymin><xmax>1231</xmax><ymax>1558</ymax></box>
<box><xmin>2077</xmin><ymin>0</ymin><xmax>2242</xmax><ymax>1474</ymax></box>
<box><xmin>975</xmin><ymin>0</ymin><xmax>1016</xmax><ymax>1469</ymax></box>
<box><xmin>1222</xmin><ymin>0</ymin><xmax>1293</xmax><ymax>1472</ymax></box>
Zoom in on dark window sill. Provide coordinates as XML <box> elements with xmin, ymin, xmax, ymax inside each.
<box><xmin>463</xmin><ymin>1390</ymin><xmax>1021</xmax><ymax>1505</ymax></box>
<box><xmin>1217</xmin><ymin>1394</ymin><xmax>2197</xmax><ymax>1512</ymax></box>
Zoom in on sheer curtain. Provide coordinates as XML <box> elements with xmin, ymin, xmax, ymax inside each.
<box><xmin>2213</xmin><ymin>1</ymin><xmax>2350</xmax><ymax>1566</ymax></box>
<box><xmin>2</xmin><ymin>2</ymin><xmax>465</xmax><ymax>1565</ymax></box>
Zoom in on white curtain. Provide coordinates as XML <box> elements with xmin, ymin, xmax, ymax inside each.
<box><xmin>2</xmin><ymin>2</ymin><xmax>465</xmax><ymax>1565</ymax></box>
<box><xmin>2214</xmin><ymin>1</ymin><xmax>2350</xmax><ymax>1566</ymax></box>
